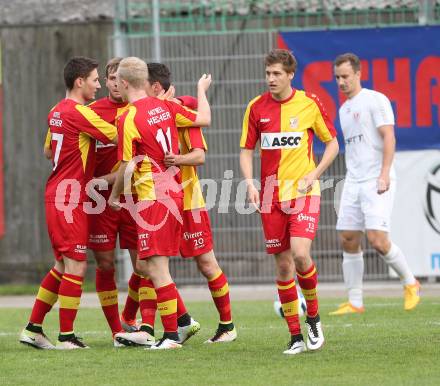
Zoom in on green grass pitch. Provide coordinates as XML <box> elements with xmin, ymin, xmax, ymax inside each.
<box><xmin>1</xmin><ymin>298</ymin><xmax>439</xmax><ymax>386</ymax></box>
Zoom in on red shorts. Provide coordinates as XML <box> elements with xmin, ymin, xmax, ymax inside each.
<box><xmin>260</xmin><ymin>195</ymin><xmax>320</xmax><ymax>255</ymax></box>
<box><xmin>136</xmin><ymin>198</ymin><xmax>183</xmax><ymax>259</ymax></box>
<box><xmin>180</xmin><ymin>208</ymin><xmax>213</xmax><ymax>258</ymax></box>
<box><xmin>88</xmin><ymin>205</ymin><xmax>137</xmax><ymax>251</ymax></box>
<box><xmin>45</xmin><ymin>201</ymin><xmax>88</xmax><ymax>261</ymax></box>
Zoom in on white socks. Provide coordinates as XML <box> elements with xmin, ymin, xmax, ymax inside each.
<box><xmin>342</xmin><ymin>251</ymin><xmax>364</xmax><ymax>308</ymax></box>
<box><xmin>380</xmin><ymin>243</ymin><xmax>416</xmax><ymax>286</ymax></box>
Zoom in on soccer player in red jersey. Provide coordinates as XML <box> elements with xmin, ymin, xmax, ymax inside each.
<box><xmin>146</xmin><ymin>63</ymin><xmax>236</xmax><ymax>343</ymax></box>
<box><xmin>109</xmin><ymin>57</ymin><xmax>211</xmax><ymax>350</ymax></box>
<box><xmin>240</xmin><ymin>49</ymin><xmax>339</xmax><ymax>355</ymax></box>
<box><xmin>20</xmin><ymin>57</ymin><xmax>118</xmax><ymax>349</ymax></box>
<box><xmin>86</xmin><ymin>57</ymin><xmax>143</xmax><ymax>346</ymax></box>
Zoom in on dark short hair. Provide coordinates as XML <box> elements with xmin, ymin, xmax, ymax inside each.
<box><xmin>147</xmin><ymin>62</ymin><xmax>171</xmax><ymax>91</ymax></box>
<box><xmin>105</xmin><ymin>57</ymin><xmax>123</xmax><ymax>78</ymax></box>
<box><xmin>334</xmin><ymin>53</ymin><xmax>361</xmax><ymax>72</ymax></box>
<box><xmin>264</xmin><ymin>49</ymin><xmax>297</xmax><ymax>73</ymax></box>
<box><xmin>63</xmin><ymin>56</ymin><xmax>99</xmax><ymax>90</ymax></box>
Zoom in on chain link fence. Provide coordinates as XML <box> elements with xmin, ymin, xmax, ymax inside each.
<box><xmin>110</xmin><ymin>0</ymin><xmax>440</xmax><ymax>284</ymax></box>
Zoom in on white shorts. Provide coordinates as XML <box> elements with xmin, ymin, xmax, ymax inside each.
<box><xmin>336</xmin><ymin>179</ymin><xmax>396</xmax><ymax>232</ymax></box>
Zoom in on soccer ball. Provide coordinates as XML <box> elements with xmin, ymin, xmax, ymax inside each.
<box><xmin>273</xmin><ymin>288</ymin><xmax>307</xmax><ymax>318</ymax></box>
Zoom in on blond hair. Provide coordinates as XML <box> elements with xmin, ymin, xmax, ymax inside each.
<box><xmin>117</xmin><ymin>57</ymin><xmax>149</xmax><ymax>89</ymax></box>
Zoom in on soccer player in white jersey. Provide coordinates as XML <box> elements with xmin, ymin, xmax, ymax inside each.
<box><xmin>330</xmin><ymin>53</ymin><xmax>420</xmax><ymax>315</ymax></box>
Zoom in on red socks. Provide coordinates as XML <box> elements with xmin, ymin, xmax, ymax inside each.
<box><xmin>277</xmin><ymin>278</ymin><xmax>300</xmax><ymax>335</ymax></box>
<box><xmin>58</xmin><ymin>273</ymin><xmax>83</xmax><ymax>335</ymax></box>
<box><xmin>156</xmin><ymin>283</ymin><xmax>178</xmax><ymax>333</ymax></box>
<box><xmin>29</xmin><ymin>268</ymin><xmax>62</xmax><ymax>325</ymax></box>
<box><xmin>208</xmin><ymin>270</ymin><xmax>232</xmax><ymax>323</ymax></box>
<box><xmin>96</xmin><ymin>268</ymin><xmax>122</xmax><ymax>335</ymax></box>
<box><xmin>139</xmin><ymin>277</ymin><xmax>157</xmax><ymax>329</ymax></box>
<box><xmin>296</xmin><ymin>264</ymin><xmax>319</xmax><ymax>317</ymax></box>
<box><xmin>121</xmin><ymin>273</ymin><xmax>141</xmax><ymax>322</ymax></box>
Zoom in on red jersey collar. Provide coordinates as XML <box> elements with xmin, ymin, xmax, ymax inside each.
<box><xmin>270</xmin><ymin>88</ymin><xmax>296</xmax><ymax>104</ymax></box>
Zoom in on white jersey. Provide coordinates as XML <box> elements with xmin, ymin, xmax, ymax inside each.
<box><xmin>339</xmin><ymin>88</ymin><xmax>396</xmax><ymax>182</ymax></box>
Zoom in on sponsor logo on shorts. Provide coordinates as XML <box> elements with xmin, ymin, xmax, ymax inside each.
<box><xmin>89</xmin><ymin>234</ymin><xmax>110</xmax><ymax>244</ymax></box>
<box><xmin>297</xmin><ymin>213</ymin><xmax>316</xmax><ymax>223</ymax></box>
<box><xmin>260</xmin><ymin>118</ymin><xmax>270</xmax><ymax>123</ymax></box>
<box><xmin>74</xmin><ymin>244</ymin><xmax>87</xmax><ymax>254</ymax></box>
<box><xmin>266</xmin><ymin>238</ymin><xmax>282</xmax><ymax>248</ymax></box>
<box><xmin>183</xmin><ymin>231</ymin><xmax>203</xmax><ymax>241</ymax></box>
<box><xmin>297</xmin><ymin>214</ymin><xmax>316</xmax><ymax>233</ymax></box>
<box><xmin>183</xmin><ymin>231</ymin><xmax>206</xmax><ymax>249</ymax></box>
<box><xmin>139</xmin><ymin>233</ymin><xmax>150</xmax><ymax>250</ymax></box>
<box><xmin>261</xmin><ymin>132</ymin><xmax>303</xmax><ymax>149</ymax></box>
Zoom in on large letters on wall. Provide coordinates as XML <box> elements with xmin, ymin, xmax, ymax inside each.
<box><xmin>278</xmin><ymin>26</ymin><xmax>440</xmax><ymax>151</ymax></box>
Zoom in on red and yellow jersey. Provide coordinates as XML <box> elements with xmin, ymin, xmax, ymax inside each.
<box><xmin>88</xmin><ymin>97</ymin><xmax>129</xmax><ymax>179</ymax></box>
<box><xmin>44</xmin><ymin>98</ymin><xmax>117</xmax><ymax>203</ymax></box>
<box><xmin>176</xmin><ymin>95</ymin><xmax>208</xmax><ymax>211</ymax></box>
<box><xmin>118</xmin><ymin>97</ymin><xmax>197</xmax><ymax>201</ymax></box>
<box><xmin>241</xmin><ymin>89</ymin><xmax>336</xmax><ymax>202</ymax></box>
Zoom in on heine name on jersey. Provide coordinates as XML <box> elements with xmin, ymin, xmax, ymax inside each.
<box><xmin>345</xmin><ymin>134</ymin><xmax>363</xmax><ymax>145</ymax></box>
<box><xmin>147</xmin><ymin>106</ymin><xmax>171</xmax><ymax>125</ymax></box>
<box><xmin>260</xmin><ymin>132</ymin><xmax>304</xmax><ymax>150</ymax></box>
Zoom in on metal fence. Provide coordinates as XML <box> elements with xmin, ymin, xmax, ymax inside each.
<box><xmin>111</xmin><ymin>0</ymin><xmax>440</xmax><ymax>284</ymax></box>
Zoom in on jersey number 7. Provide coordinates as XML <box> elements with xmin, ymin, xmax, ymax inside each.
<box><xmin>52</xmin><ymin>133</ymin><xmax>64</xmax><ymax>171</ymax></box>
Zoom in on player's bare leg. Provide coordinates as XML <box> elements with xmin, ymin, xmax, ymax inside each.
<box><xmin>367</xmin><ymin>230</ymin><xmax>420</xmax><ymax>310</ymax></box>
<box><xmin>195</xmin><ymin>251</ymin><xmax>236</xmax><ymax>343</ymax></box>
<box><xmin>291</xmin><ymin>237</ymin><xmax>324</xmax><ymax>351</ymax></box>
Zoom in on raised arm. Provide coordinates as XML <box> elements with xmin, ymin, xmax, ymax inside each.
<box><xmin>193</xmin><ymin>74</ymin><xmax>212</xmax><ymax>127</ymax></box>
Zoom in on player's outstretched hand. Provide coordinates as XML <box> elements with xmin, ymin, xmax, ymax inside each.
<box><xmin>198</xmin><ymin>74</ymin><xmax>212</xmax><ymax>92</ymax></box>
